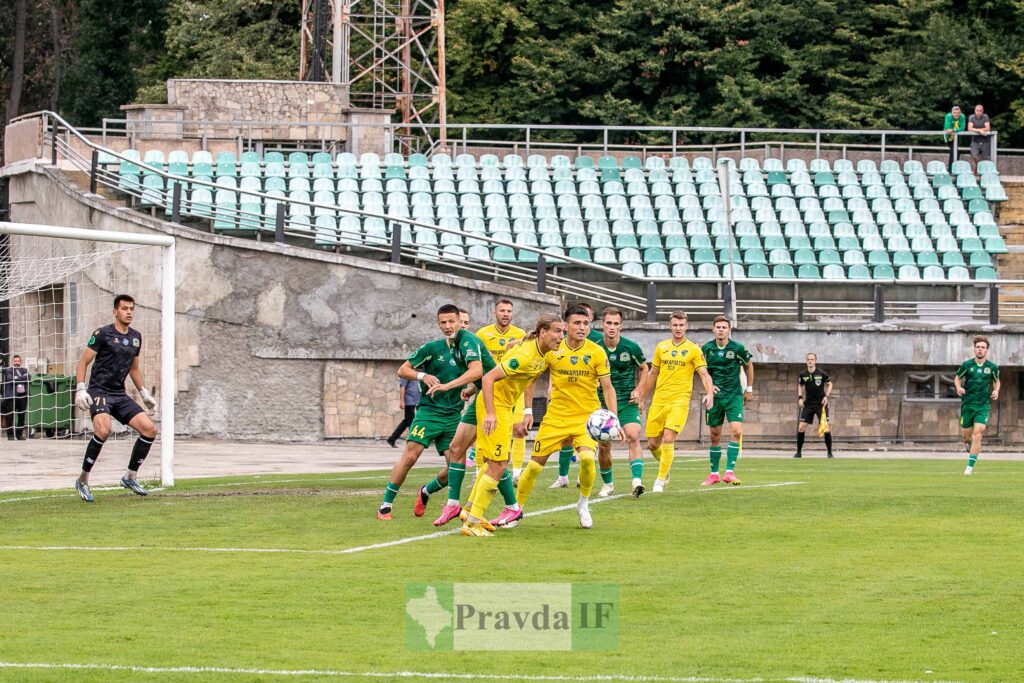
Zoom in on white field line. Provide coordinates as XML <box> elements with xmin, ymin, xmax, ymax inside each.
<box><xmin>0</xmin><ymin>661</ymin><xmax>965</xmax><ymax>683</ymax></box>
<box><xmin>0</xmin><ymin>470</ymin><xmax>433</xmax><ymax>504</ymax></box>
<box><xmin>0</xmin><ymin>482</ymin><xmax>807</xmax><ymax>557</ymax></box>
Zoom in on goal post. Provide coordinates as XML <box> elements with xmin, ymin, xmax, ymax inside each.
<box><xmin>0</xmin><ymin>221</ymin><xmax>176</xmax><ymax>487</ymax></box>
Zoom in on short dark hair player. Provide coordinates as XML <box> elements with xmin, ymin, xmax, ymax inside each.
<box><xmin>73</xmin><ymin>295</ymin><xmax>159</xmax><ymax>502</ymax></box>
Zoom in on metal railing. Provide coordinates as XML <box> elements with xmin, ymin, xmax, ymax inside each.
<box><xmin>87</xmin><ymin>116</ymin><xmax>1024</xmax><ymax>170</ymax></box>
<box><xmin>13</xmin><ymin>110</ymin><xmax>1024</xmax><ymax>326</ymax></box>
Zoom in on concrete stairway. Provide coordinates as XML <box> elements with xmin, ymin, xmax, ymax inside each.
<box><xmin>996</xmin><ymin>178</ymin><xmax>1024</xmax><ymax>312</ymax></box>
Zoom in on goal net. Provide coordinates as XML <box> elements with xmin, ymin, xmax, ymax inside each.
<box><xmin>0</xmin><ymin>222</ymin><xmax>175</xmax><ymax>491</ymax></box>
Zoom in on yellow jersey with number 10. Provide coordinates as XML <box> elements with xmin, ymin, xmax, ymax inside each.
<box><xmin>494</xmin><ymin>339</ymin><xmax>549</xmax><ymax>410</ymax></box>
<box><xmin>544</xmin><ymin>338</ymin><xmax>610</xmax><ymax>421</ymax></box>
<box><xmin>476</xmin><ymin>324</ymin><xmax>526</xmax><ymax>363</ymax></box>
<box><xmin>651</xmin><ymin>338</ymin><xmax>706</xmax><ymax>404</ymax></box>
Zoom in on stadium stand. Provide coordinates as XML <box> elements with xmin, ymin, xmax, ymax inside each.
<box><xmin>103</xmin><ymin>150</ymin><xmax>1009</xmax><ymax>281</ymax></box>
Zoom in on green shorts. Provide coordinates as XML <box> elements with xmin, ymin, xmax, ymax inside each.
<box><xmin>408</xmin><ymin>410</ymin><xmax>459</xmax><ymax>454</ymax></box>
<box><xmin>459</xmin><ymin>396</ymin><xmax>479</xmax><ymax>426</ymax></box>
<box><xmin>706</xmin><ymin>393</ymin><xmax>745</xmax><ymax>427</ymax></box>
<box><xmin>960</xmin><ymin>404</ymin><xmax>990</xmax><ymax>428</ymax></box>
<box><xmin>598</xmin><ymin>393</ymin><xmax>638</xmax><ymax>423</ymax></box>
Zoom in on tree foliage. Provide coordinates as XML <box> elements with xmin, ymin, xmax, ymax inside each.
<box><xmin>0</xmin><ymin>0</ymin><xmax>1022</xmax><ymax>145</ymax></box>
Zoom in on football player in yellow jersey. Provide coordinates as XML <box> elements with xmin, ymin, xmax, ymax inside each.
<box><xmin>461</xmin><ymin>313</ymin><xmax>565</xmax><ymax>537</ymax></box>
<box><xmin>475</xmin><ymin>299</ymin><xmax>528</xmax><ymax>481</ymax></box>
<box><xmin>515</xmin><ymin>304</ymin><xmax>618</xmax><ymax>529</ymax></box>
<box><xmin>637</xmin><ymin>311</ymin><xmax>714</xmax><ymax>492</ymax></box>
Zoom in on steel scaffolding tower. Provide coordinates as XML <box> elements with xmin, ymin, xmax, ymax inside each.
<box><xmin>300</xmin><ymin>0</ymin><xmax>447</xmax><ymax>150</ymax></box>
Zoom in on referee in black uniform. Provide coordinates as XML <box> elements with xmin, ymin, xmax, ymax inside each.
<box><xmin>794</xmin><ymin>352</ymin><xmax>834</xmax><ymax>458</ymax></box>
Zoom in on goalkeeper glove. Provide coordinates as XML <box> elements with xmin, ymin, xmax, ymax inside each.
<box><xmin>140</xmin><ymin>388</ymin><xmax>157</xmax><ymax>411</ymax></box>
<box><xmin>75</xmin><ymin>383</ymin><xmax>92</xmax><ymax>411</ymax></box>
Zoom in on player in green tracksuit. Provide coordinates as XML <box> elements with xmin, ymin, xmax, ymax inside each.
<box><xmin>955</xmin><ymin>335</ymin><xmax>1000</xmax><ymax>476</ymax></box>
<box><xmin>595</xmin><ymin>307</ymin><xmax>648</xmax><ymax>498</ymax></box>
<box><xmin>700</xmin><ymin>315</ymin><xmax>754</xmax><ymax>486</ymax></box>
<box><xmin>378</xmin><ymin>304</ymin><xmax>489</xmax><ymax>519</ymax></box>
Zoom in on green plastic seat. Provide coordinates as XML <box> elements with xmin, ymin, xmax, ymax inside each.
<box><xmin>969</xmin><ymin>251</ymin><xmax>993</xmax><ymax>267</ymax></box>
<box><xmin>867</xmin><ymin>250</ymin><xmax>890</xmax><ymax>266</ymax></box>
<box><xmin>974</xmin><ymin>266</ymin><xmax>997</xmax><ymax>280</ymax></box>
<box><xmin>643</xmin><ymin>247</ymin><xmax>668</xmax><ymax>263</ymax></box>
<box><xmin>766</xmin><ymin>171</ymin><xmax>788</xmax><ymax>186</ymax></box>
<box><xmin>574</xmin><ymin>156</ymin><xmax>595</xmax><ymax>170</ymax></box>
<box><xmin>872</xmin><ymin>264</ymin><xmax>895</xmax><ymax>279</ymax></box>
<box><xmin>748</xmin><ymin>263</ymin><xmax>770</xmax><ymax>278</ymax></box>
<box><xmin>813</xmin><ymin>172</ymin><xmax>836</xmax><ymax>186</ymax></box>
<box><xmin>892</xmin><ymin>251</ymin><xmax>915</xmax><ymax>267</ymax></box>
<box><xmin>793</xmin><ymin>249</ymin><xmax>817</xmax><ymax>265</ymax></box>
<box><xmin>848</xmin><ymin>264</ymin><xmax>871</xmax><ymax>279</ymax></box>
<box><xmin>622</xmin><ymin>156</ymin><xmax>642</xmax><ymax>170</ymax></box>
<box><xmin>568</xmin><ymin>247</ymin><xmax>591</xmax><ymax>262</ymax></box>
<box><xmin>797</xmin><ymin>264</ymin><xmax>821</xmax><ymax>278</ymax></box>
<box><xmin>818</xmin><ymin>249</ymin><xmax>841</xmax><ymax>265</ymax></box>
<box><xmin>693</xmin><ymin>247</ymin><xmax>717</xmax><ymax>264</ymax></box>
<box><xmin>772</xmin><ymin>264</ymin><xmax>796</xmax><ymax>278</ymax></box>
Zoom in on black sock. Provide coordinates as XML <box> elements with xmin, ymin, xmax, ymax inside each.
<box><xmin>796</xmin><ymin>431</ymin><xmax>805</xmax><ymax>454</ymax></box>
<box><xmin>128</xmin><ymin>435</ymin><xmax>155</xmax><ymax>473</ymax></box>
<box><xmin>82</xmin><ymin>436</ymin><xmax>106</xmax><ymax>472</ymax></box>
<box><xmin>824</xmin><ymin>432</ymin><xmax>833</xmax><ymax>454</ymax></box>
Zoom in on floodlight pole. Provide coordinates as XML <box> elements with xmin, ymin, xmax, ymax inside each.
<box><xmin>716</xmin><ymin>162</ymin><xmax>738</xmax><ymax>325</ymax></box>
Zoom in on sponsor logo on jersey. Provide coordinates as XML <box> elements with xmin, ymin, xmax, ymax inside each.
<box><xmin>509</xmin><ymin>359</ymin><xmax>520</xmax><ymax>370</ymax></box>
<box><xmin>132</xmin><ymin>338</ymin><xmax>140</xmax><ymax>348</ymax></box>
<box><xmin>984</xmin><ymin>367</ymin><xmax>991</xmax><ymax>374</ymax></box>
<box><xmin>725</xmin><ymin>351</ymin><xmax>735</xmax><ymax>359</ymax></box>
<box><xmin>449</xmin><ymin>357</ymin><xmax>457</xmax><ymax>366</ymax></box>
<box><xmin>620</xmin><ymin>352</ymin><xmax>629</xmax><ymax>361</ymax></box>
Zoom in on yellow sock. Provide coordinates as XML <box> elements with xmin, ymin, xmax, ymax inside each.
<box><xmin>578</xmin><ymin>449</ymin><xmax>596</xmax><ymax>497</ymax></box>
<box><xmin>469</xmin><ymin>474</ymin><xmax>500</xmax><ymax>521</ymax></box>
<box><xmin>515</xmin><ymin>460</ymin><xmax>544</xmax><ymax>507</ymax></box>
<box><xmin>649</xmin><ymin>444</ymin><xmax>662</xmax><ymax>462</ymax></box>
<box><xmin>657</xmin><ymin>443</ymin><xmax>675</xmax><ymax>481</ymax></box>
<box><xmin>464</xmin><ymin>469</ymin><xmax>483</xmax><ymax>513</ymax></box>
<box><xmin>511</xmin><ymin>437</ymin><xmax>526</xmax><ymax>471</ymax></box>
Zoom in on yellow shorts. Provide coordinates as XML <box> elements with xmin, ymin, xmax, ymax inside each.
<box><xmin>533</xmin><ymin>415</ymin><xmax>597</xmax><ymax>458</ymax></box>
<box><xmin>511</xmin><ymin>394</ymin><xmax>525</xmax><ymax>422</ymax></box>
<box><xmin>646</xmin><ymin>401</ymin><xmax>691</xmax><ymax>438</ymax></box>
<box><xmin>475</xmin><ymin>400</ymin><xmax>514</xmax><ymax>462</ymax></box>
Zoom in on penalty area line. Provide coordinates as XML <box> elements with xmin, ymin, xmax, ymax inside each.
<box><xmin>0</xmin><ymin>662</ymin><xmax>964</xmax><ymax>683</ymax></box>
<box><xmin>0</xmin><ymin>482</ymin><xmax>806</xmax><ymax>557</ymax></box>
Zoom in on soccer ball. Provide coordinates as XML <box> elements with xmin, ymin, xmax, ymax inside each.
<box><xmin>586</xmin><ymin>409</ymin><xmax>621</xmax><ymax>442</ymax></box>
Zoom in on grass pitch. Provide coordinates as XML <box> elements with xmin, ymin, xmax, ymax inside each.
<box><xmin>1</xmin><ymin>456</ymin><xmax>1021</xmax><ymax>683</ymax></box>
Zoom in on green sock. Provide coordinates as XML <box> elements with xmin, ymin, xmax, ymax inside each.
<box><xmin>497</xmin><ymin>470</ymin><xmax>518</xmax><ymax>506</ymax></box>
<box><xmin>599</xmin><ymin>468</ymin><xmax>614</xmax><ymax>485</ymax></box>
<box><xmin>382</xmin><ymin>482</ymin><xmax>400</xmax><ymax>506</ymax></box>
<box><xmin>447</xmin><ymin>462</ymin><xmax>466</xmax><ymax>502</ymax></box>
<box><xmin>558</xmin><ymin>446</ymin><xmax>573</xmax><ymax>477</ymax></box>
<box><xmin>709</xmin><ymin>446</ymin><xmax>722</xmax><ymax>474</ymax></box>
<box><xmin>968</xmin><ymin>454</ymin><xmax>978</xmax><ymax>467</ymax></box>
<box><xmin>726</xmin><ymin>442</ymin><xmax>740</xmax><ymax>471</ymax></box>
<box><xmin>629</xmin><ymin>458</ymin><xmax>643</xmax><ymax>479</ymax></box>
<box><xmin>425</xmin><ymin>477</ymin><xmax>444</xmax><ymax>495</ymax></box>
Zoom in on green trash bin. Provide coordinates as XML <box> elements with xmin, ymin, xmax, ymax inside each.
<box><xmin>27</xmin><ymin>374</ymin><xmax>74</xmax><ymax>438</ymax></box>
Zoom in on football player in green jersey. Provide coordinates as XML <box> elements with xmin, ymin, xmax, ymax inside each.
<box><xmin>955</xmin><ymin>336</ymin><xmax>1000</xmax><ymax>475</ymax></box>
<box><xmin>700</xmin><ymin>316</ymin><xmax>754</xmax><ymax>486</ymax></box>
<box><xmin>595</xmin><ymin>307</ymin><xmax>649</xmax><ymax>497</ymax></box>
<box><xmin>377</xmin><ymin>304</ymin><xmax>488</xmax><ymax>520</ymax></box>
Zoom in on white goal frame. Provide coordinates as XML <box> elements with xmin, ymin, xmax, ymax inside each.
<box><xmin>1</xmin><ymin>221</ymin><xmax>176</xmax><ymax>486</ymax></box>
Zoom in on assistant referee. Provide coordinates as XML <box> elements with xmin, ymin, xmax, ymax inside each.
<box><xmin>794</xmin><ymin>352</ymin><xmax>833</xmax><ymax>458</ymax></box>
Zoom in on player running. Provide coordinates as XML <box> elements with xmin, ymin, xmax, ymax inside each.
<box><xmin>73</xmin><ymin>294</ymin><xmax>159</xmax><ymax>502</ymax></box>
<box><xmin>637</xmin><ymin>311</ymin><xmax>714</xmax><ymax>493</ymax></box>
<box><xmin>515</xmin><ymin>305</ymin><xmax>617</xmax><ymax>529</ymax></box>
<box><xmin>594</xmin><ymin>307</ymin><xmax>649</xmax><ymax>497</ymax></box>
<box><xmin>700</xmin><ymin>316</ymin><xmax>754</xmax><ymax>486</ymax></box>
<box><xmin>955</xmin><ymin>336</ymin><xmax>1000</xmax><ymax>476</ymax></box>
<box><xmin>461</xmin><ymin>313</ymin><xmax>565</xmax><ymax>536</ymax></box>
<box><xmin>377</xmin><ymin>304</ymin><xmax>489</xmax><ymax>520</ymax></box>
<box><xmin>475</xmin><ymin>299</ymin><xmax>527</xmax><ymax>481</ymax></box>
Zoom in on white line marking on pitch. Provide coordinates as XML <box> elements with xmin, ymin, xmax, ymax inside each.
<box><xmin>0</xmin><ymin>482</ymin><xmax>807</xmax><ymax>557</ymax></box>
<box><xmin>0</xmin><ymin>661</ymin><xmax>964</xmax><ymax>683</ymax></box>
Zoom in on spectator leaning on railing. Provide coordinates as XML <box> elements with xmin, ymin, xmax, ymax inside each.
<box><xmin>943</xmin><ymin>105</ymin><xmax>967</xmax><ymax>168</ymax></box>
<box><xmin>968</xmin><ymin>104</ymin><xmax>991</xmax><ymax>168</ymax></box>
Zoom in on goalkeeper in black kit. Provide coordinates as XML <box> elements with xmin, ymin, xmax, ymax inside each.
<box><xmin>73</xmin><ymin>295</ymin><xmax>159</xmax><ymax>502</ymax></box>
